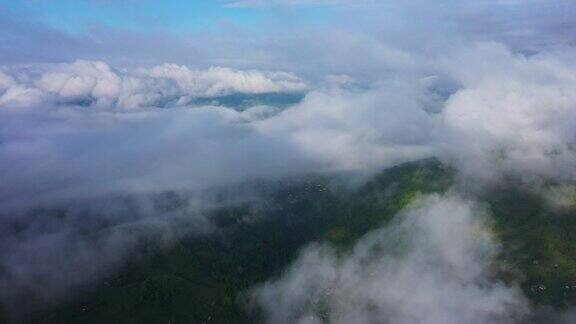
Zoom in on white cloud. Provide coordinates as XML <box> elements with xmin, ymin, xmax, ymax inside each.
<box><xmin>437</xmin><ymin>43</ymin><xmax>576</xmax><ymax>183</ymax></box>
<box><xmin>3</xmin><ymin>43</ymin><xmax>576</xmax><ymax>207</ymax></box>
<box><xmin>251</xmin><ymin>194</ymin><xmax>529</xmax><ymax>324</ymax></box>
<box><xmin>0</xmin><ymin>70</ymin><xmax>15</xmax><ymax>89</ymax></box>
<box><xmin>0</xmin><ymin>84</ymin><xmax>45</xmax><ymax>107</ymax></box>
<box><xmin>0</xmin><ymin>60</ymin><xmax>308</xmax><ymax>110</ymax></box>
<box><xmin>0</xmin><ymin>80</ymin><xmax>435</xmax><ymax>212</ymax></box>
<box><xmin>36</xmin><ymin>60</ymin><xmax>122</xmax><ymax>100</ymax></box>
<box><xmin>256</xmin><ymin>84</ymin><xmax>435</xmax><ymax>171</ymax></box>
<box><xmin>144</xmin><ymin>64</ymin><xmax>307</xmax><ymax>97</ymax></box>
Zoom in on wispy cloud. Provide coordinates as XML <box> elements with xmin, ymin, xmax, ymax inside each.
<box><xmin>252</xmin><ymin>194</ymin><xmax>528</xmax><ymax>324</ymax></box>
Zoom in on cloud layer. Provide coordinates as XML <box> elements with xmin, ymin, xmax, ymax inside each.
<box><xmin>251</xmin><ymin>194</ymin><xmax>528</xmax><ymax>324</ymax></box>
<box><xmin>0</xmin><ymin>60</ymin><xmax>307</xmax><ymax>110</ymax></box>
<box><xmin>4</xmin><ymin>42</ymin><xmax>576</xmax><ymax>212</ymax></box>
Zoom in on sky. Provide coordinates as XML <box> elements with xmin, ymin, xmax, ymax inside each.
<box><xmin>2</xmin><ymin>0</ymin><xmax>576</xmax><ymax>323</ymax></box>
<box><xmin>0</xmin><ymin>0</ymin><xmax>340</xmax><ymax>66</ymax></box>
<box><xmin>0</xmin><ymin>0</ymin><xmax>265</xmax><ymax>33</ymax></box>
<box><xmin>1</xmin><ymin>0</ymin><xmax>574</xmax><ymax>68</ymax></box>
<box><xmin>0</xmin><ymin>0</ymin><xmax>340</xmax><ymax>40</ymax></box>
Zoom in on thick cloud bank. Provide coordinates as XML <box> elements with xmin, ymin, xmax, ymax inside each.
<box><xmin>3</xmin><ymin>43</ymin><xmax>576</xmax><ymax>212</ymax></box>
<box><xmin>0</xmin><ymin>62</ymin><xmax>437</xmax><ymax>212</ymax></box>
<box><xmin>251</xmin><ymin>194</ymin><xmax>528</xmax><ymax>324</ymax></box>
<box><xmin>438</xmin><ymin>43</ymin><xmax>576</xmax><ymax>184</ymax></box>
<box><xmin>0</xmin><ymin>60</ymin><xmax>306</xmax><ymax>109</ymax></box>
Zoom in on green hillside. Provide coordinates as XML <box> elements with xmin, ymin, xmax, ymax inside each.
<box><xmin>16</xmin><ymin>160</ymin><xmax>576</xmax><ymax>323</ymax></box>
<box><xmin>26</xmin><ymin>160</ymin><xmax>452</xmax><ymax>324</ymax></box>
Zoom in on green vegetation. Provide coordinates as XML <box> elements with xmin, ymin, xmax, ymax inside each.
<box><xmin>19</xmin><ymin>160</ymin><xmax>576</xmax><ymax>323</ymax></box>
<box><xmin>486</xmin><ymin>186</ymin><xmax>576</xmax><ymax>307</ymax></box>
<box><xmin>27</xmin><ymin>160</ymin><xmax>453</xmax><ymax>324</ymax></box>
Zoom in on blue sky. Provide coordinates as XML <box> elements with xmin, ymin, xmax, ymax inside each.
<box><xmin>0</xmin><ymin>0</ymin><xmax>339</xmax><ymax>65</ymax></box>
<box><xmin>0</xmin><ymin>0</ymin><xmax>262</xmax><ymax>34</ymax></box>
<box><xmin>1</xmin><ymin>0</ymin><xmax>573</xmax><ymax>67</ymax></box>
<box><xmin>0</xmin><ymin>0</ymin><xmax>335</xmax><ymax>34</ymax></box>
